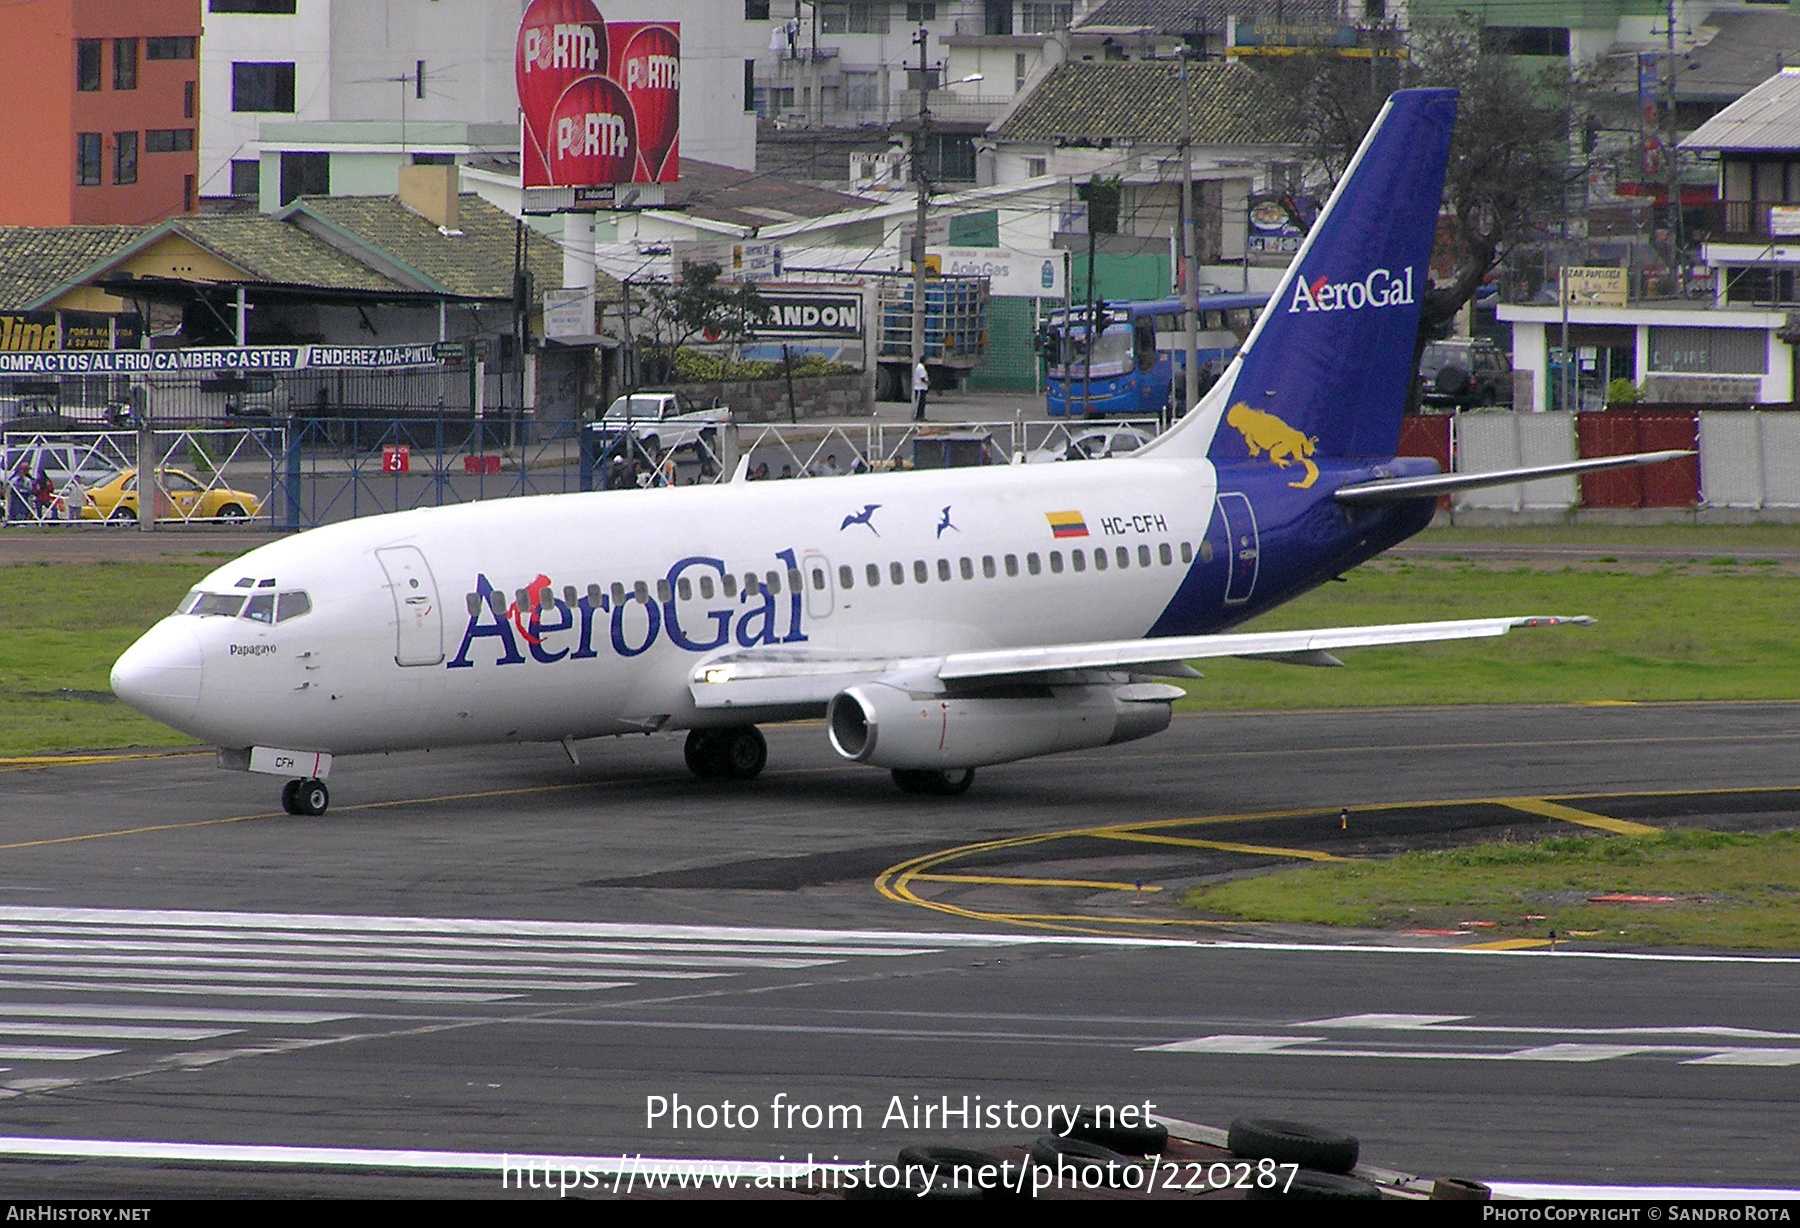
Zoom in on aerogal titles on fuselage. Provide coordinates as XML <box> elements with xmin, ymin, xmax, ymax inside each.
<box><xmin>446</xmin><ymin>551</ymin><xmax>809</xmax><ymax>670</ymax></box>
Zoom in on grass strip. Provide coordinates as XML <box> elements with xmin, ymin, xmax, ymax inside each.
<box><xmin>1183</xmin><ymin>829</ymin><xmax>1800</xmax><ymax>949</ymax></box>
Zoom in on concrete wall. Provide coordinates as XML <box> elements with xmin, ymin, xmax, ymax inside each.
<box><xmin>672</xmin><ymin>373</ymin><xmax>870</xmax><ymax>423</ymax></box>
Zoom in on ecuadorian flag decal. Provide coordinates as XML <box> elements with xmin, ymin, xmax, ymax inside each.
<box><xmin>1045</xmin><ymin>510</ymin><xmax>1089</xmax><ymax>539</ymax></box>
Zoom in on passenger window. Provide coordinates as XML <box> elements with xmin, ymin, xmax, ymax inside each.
<box><xmin>867</xmin><ymin>563</ymin><xmax>881</xmax><ymax>587</ymax></box>
<box><xmin>1137</xmin><ymin>544</ymin><xmax>1151</xmax><ymax>567</ymax></box>
<box><xmin>1027</xmin><ymin>552</ymin><xmax>1041</xmax><ymax>575</ymax></box>
<box><xmin>811</xmin><ymin>567</ymin><xmax>825</xmax><ymax>590</ymax></box>
<box><xmin>766</xmin><ymin>571</ymin><xmax>782</xmax><ymax>595</ymax></box>
<box><xmin>787</xmin><ymin>568</ymin><xmax>802</xmax><ymax>592</ymax></box>
<box><xmin>959</xmin><ymin>557</ymin><xmax>974</xmax><ymax>580</ymax></box>
<box><xmin>1004</xmin><ymin>554</ymin><xmax>1019</xmax><ymax>577</ymax></box>
<box><xmin>196</xmin><ymin>592</ymin><xmax>246</xmax><ymax>617</ymax></box>
<box><xmin>913</xmin><ymin>560</ymin><xmax>928</xmax><ymax>583</ymax></box>
<box><xmin>243</xmin><ymin>593</ymin><xmax>275</xmax><ymax>623</ymax></box>
<box><xmin>465</xmin><ymin>593</ymin><xmax>481</xmax><ymax>617</ymax></box>
<box><xmin>676</xmin><ymin>578</ymin><xmax>691</xmax><ymax>601</ymax></box>
<box><xmin>1113</xmin><ymin>547</ymin><xmax>1127</xmax><ymax>568</ymax></box>
<box><xmin>1094</xmin><ymin>549</ymin><xmax>1108</xmax><ymax>572</ymax></box>
<box><xmin>1159</xmin><ymin>543</ymin><xmax>1172</xmax><ymax>566</ymax></box>
<box><xmin>1071</xmin><ymin>550</ymin><xmax>1086</xmax><ymax>572</ymax></box>
<box><xmin>982</xmin><ymin>556</ymin><xmax>996</xmax><ymax>578</ymax></box>
<box><xmin>635</xmin><ymin>580</ymin><xmax>651</xmax><ymax>603</ymax></box>
<box><xmin>1049</xmin><ymin>551</ymin><xmax>1063</xmax><ymax>574</ymax></box>
<box><xmin>890</xmin><ymin>561</ymin><xmax>905</xmax><ymax>585</ymax></box>
<box><xmin>587</xmin><ymin>583</ymin><xmax>604</xmax><ymax>607</ymax></box>
<box><xmin>276</xmin><ymin>590</ymin><xmax>311</xmax><ymax>622</ymax></box>
<box><xmin>743</xmin><ymin>572</ymin><xmax>759</xmax><ymax>595</ymax></box>
<box><xmin>562</xmin><ymin>585</ymin><xmax>578</xmax><ymax>606</ymax></box>
<box><xmin>839</xmin><ymin>565</ymin><xmax>854</xmax><ymax>589</ymax></box>
<box><xmin>698</xmin><ymin>576</ymin><xmax>714</xmax><ymax>600</ymax></box>
<box><xmin>1181</xmin><ymin>542</ymin><xmax>1194</xmax><ymax>563</ymax></box>
<box><xmin>610</xmin><ymin>581</ymin><xmax>626</xmax><ymax>606</ymax></box>
<box><xmin>489</xmin><ymin>590</ymin><xmax>507</xmax><ymax>617</ymax></box>
<box><xmin>722</xmin><ymin>574</ymin><xmax>738</xmax><ymax>598</ymax></box>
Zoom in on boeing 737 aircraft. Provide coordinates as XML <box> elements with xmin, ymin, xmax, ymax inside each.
<box><xmin>112</xmin><ymin>90</ymin><xmax>1685</xmax><ymax>815</ymax></box>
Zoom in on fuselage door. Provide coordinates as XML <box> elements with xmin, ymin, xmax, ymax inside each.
<box><xmin>803</xmin><ymin>549</ymin><xmax>835</xmax><ymax>619</ymax></box>
<box><xmin>1216</xmin><ymin>492</ymin><xmax>1259</xmax><ymax>605</ymax></box>
<box><xmin>375</xmin><ymin>545</ymin><xmax>444</xmax><ymax>666</ymax></box>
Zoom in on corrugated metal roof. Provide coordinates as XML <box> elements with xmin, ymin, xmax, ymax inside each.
<box><xmin>994</xmin><ymin>59</ymin><xmax>1302</xmax><ymax>146</ymax></box>
<box><xmin>1682</xmin><ymin>69</ymin><xmax>1800</xmax><ymax>152</ymax></box>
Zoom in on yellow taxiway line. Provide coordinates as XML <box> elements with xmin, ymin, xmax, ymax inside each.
<box><xmin>1496</xmin><ymin>797</ymin><xmax>1660</xmax><ymax>837</ymax></box>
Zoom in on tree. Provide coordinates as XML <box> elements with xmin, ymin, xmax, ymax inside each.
<box><xmin>636</xmin><ymin>261</ymin><xmax>773</xmax><ymax>384</ymax></box>
<box><xmin>1250</xmin><ymin>18</ymin><xmax>1583</xmax><ymax>399</ymax></box>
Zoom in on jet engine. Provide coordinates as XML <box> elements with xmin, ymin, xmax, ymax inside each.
<box><xmin>825</xmin><ymin>681</ymin><xmax>1184</xmax><ymax>771</ymax></box>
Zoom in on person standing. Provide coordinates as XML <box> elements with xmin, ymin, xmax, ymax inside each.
<box><xmin>912</xmin><ymin>359</ymin><xmax>929</xmax><ymax>423</ymax></box>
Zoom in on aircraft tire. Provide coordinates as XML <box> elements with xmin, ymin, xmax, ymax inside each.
<box><xmin>1227</xmin><ymin>1118</ymin><xmax>1359</xmax><ymax>1174</ymax></box>
<box><xmin>722</xmin><ymin>725</ymin><xmax>766</xmax><ymax>780</ymax></box>
<box><xmin>684</xmin><ymin>729</ymin><xmax>727</xmax><ymax>779</ymax></box>
<box><xmin>891</xmin><ymin>769</ymin><xmax>935</xmax><ymax>794</ymax></box>
<box><xmin>891</xmin><ymin>768</ymin><xmax>976</xmax><ymax>796</ymax></box>
<box><xmin>281</xmin><ymin>779</ymin><xmax>302</xmax><ymax>815</ymax></box>
<box><xmin>293</xmin><ymin>778</ymin><xmax>329</xmax><ymax>817</ymax></box>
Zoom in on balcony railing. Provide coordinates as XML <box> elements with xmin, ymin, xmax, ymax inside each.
<box><xmin>1698</xmin><ymin>200</ymin><xmax>1800</xmax><ymax>243</ymax></box>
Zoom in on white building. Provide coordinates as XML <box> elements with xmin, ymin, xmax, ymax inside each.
<box><xmin>199</xmin><ymin>0</ymin><xmax>758</xmax><ymax>210</ymax></box>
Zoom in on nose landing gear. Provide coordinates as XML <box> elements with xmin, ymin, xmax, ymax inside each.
<box><xmin>281</xmin><ymin>777</ymin><xmax>330</xmax><ymax>816</ymax></box>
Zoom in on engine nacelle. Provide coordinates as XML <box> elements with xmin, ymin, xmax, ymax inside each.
<box><xmin>825</xmin><ymin>682</ymin><xmax>1183</xmax><ymax>771</ymax></box>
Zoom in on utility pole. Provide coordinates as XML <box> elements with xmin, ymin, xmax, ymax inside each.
<box><xmin>1664</xmin><ymin>0</ymin><xmax>1683</xmax><ymax>292</ymax></box>
<box><xmin>909</xmin><ymin>23</ymin><xmax>931</xmax><ymax>398</ymax></box>
<box><xmin>1178</xmin><ymin>50</ymin><xmax>1199</xmax><ymax>419</ymax></box>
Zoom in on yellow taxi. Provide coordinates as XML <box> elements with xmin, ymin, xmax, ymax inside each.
<box><xmin>81</xmin><ymin>468</ymin><xmax>264</xmax><ymax>523</ymax></box>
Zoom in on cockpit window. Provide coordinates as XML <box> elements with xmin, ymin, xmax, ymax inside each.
<box><xmin>177</xmin><ymin>589</ymin><xmax>202</xmax><ymax>615</ymax></box>
<box><xmin>194</xmin><ymin>592</ymin><xmax>246</xmax><ymax>618</ymax></box>
<box><xmin>244</xmin><ymin>593</ymin><xmax>275</xmax><ymax>624</ymax></box>
<box><xmin>275</xmin><ymin>591</ymin><xmax>311</xmax><ymax>622</ymax></box>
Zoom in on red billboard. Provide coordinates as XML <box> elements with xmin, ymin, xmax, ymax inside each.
<box><xmin>517</xmin><ymin>1</ymin><xmax>679</xmax><ymax>190</ymax></box>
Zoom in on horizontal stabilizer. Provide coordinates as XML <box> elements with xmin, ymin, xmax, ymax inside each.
<box><xmin>1334</xmin><ymin>450</ymin><xmax>1693</xmax><ymax>505</ymax></box>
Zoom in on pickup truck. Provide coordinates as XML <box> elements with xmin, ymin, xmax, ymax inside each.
<box><xmin>586</xmin><ymin>392</ymin><xmax>730</xmax><ymax>460</ymax></box>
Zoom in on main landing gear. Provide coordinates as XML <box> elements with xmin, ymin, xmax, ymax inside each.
<box><xmin>683</xmin><ymin>726</ymin><xmax>768</xmax><ymax>781</ymax></box>
<box><xmin>281</xmin><ymin>777</ymin><xmax>330</xmax><ymax>816</ymax></box>
<box><xmin>891</xmin><ymin>768</ymin><xmax>976</xmax><ymax>796</ymax></box>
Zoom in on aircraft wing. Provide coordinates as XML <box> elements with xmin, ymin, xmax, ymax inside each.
<box><xmin>689</xmin><ymin>615</ymin><xmax>1592</xmax><ymax>709</ymax></box>
<box><xmin>1333</xmin><ymin>450</ymin><xmax>1691</xmax><ymax>505</ymax></box>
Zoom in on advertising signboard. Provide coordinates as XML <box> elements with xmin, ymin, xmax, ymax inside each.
<box><xmin>670</xmin><ymin>240</ymin><xmax>783</xmax><ymax>283</ymax></box>
<box><xmin>935</xmin><ymin>248</ymin><xmax>1064</xmax><ymax>298</ymax></box>
<box><xmin>753</xmin><ymin>289</ymin><xmax>864</xmax><ymax>340</ymax></box>
<box><xmin>516</xmin><ymin>0</ymin><xmax>679</xmax><ymax>193</ymax></box>
<box><xmin>1561</xmin><ymin>266</ymin><xmax>1628</xmax><ymax>308</ymax></box>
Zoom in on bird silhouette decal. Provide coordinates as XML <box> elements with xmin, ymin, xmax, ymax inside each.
<box><xmin>937</xmin><ymin>506</ymin><xmax>958</xmax><ymax>538</ymax></box>
<box><xmin>841</xmin><ymin>504</ymin><xmax>881</xmax><ymax>535</ymax></box>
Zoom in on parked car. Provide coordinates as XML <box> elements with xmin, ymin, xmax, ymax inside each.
<box><xmin>587</xmin><ymin>392</ymin><xmax>729</xmax><ymax>460</ymax></box>
<box><xmin>1025</xmin><ymin>425</ymin><xmax>1155</xmax><ymax>464</ymax></box>
<box><xmin>1418</xmin><ymin>338</ymin><xmax>1511</xmax><ymax>408</ymax></box>
<box><xmin>81</xmin><ymin>468</ymin><xmax>264</xmax><ymax>523</ymax></box>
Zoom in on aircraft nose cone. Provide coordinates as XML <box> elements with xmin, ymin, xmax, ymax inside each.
<box><xmin>111</xmin><ymin>619</ymin><xmax>204</xmax><ymax>728</ymax></box>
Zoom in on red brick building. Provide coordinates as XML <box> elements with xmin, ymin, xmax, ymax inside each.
<box><xmin>0</xmin><ymin>0</ymin><xmax>201</xmax><ymax>226</ymax></box>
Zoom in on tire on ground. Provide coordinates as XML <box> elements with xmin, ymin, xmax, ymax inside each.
<box><xmin>1066</xmin><ymin>1108</ymin><xmax>1168</xmax><ymax>1156</ymax></box>
<box><xmin>1226</xmin><ymin>1117</ymin><xmax>1359</xmax><ymax>1174</ymax></box>
<box><xmin>896</xmin><ymin>1145</ymin><xmax>1031</xmax><ymax>1201</ymax></box>
<box><xmin>1246</xmin><ymin>1168</ymin><xmax>1382</xmax><ymax>1201</ymax></box>
<box><xmin>1025</xmin><ymin>1135</ymin><xmax>1143</xmax><ymax>1187</ymax></box>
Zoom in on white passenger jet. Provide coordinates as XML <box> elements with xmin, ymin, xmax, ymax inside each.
<box><xmin>112</xmin><ymin>90</ymin><xmax>1686</xmax><ymax>815</ymax></box>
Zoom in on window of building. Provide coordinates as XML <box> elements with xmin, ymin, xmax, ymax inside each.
<box><xmin>744</xmin><ymin>60</ymin><xmax>756</xmax><ymax>112</ymax></box>
<box><xmin>77</xmin><ymin>134</ymin><xmax>102</xmax><ymax>186</ymax></box>
<box><xmin>1021</xmin><ymin>3</ymin><xmax>1072</xmax><ymax>34</ymax></box>
<box><xmin>745</xmin><ymin>0</ymin><xmax>770</xmax><ymax>17</ymax></box>
<box><xmin>906</xmin><ymin>3</ymin><xmax>937</xmax><ymax>22</ymax></box>
<box><xmin>114</xmin><ymin>132</ymin><xmax>138</xmax><ymax>185</ymax></box>
<box><xmin>230</xmin><ymin>158</ymin><xmax>261</xmax><ymax>198</ymax></box>
<box><xmin>845</xmin><ymin>71</ymin><xmax>878</xmax><ymax>110</ymax></box>
<box><xmin>819</xmin><ymin>4</ymin><xmax>846</xmax><ymax>33</ymax></box>
<box><xmin>184</xmin><ymin>80</ymin><xmax>196</xmax><ymax>117</ymax></box>
<box><xmin>183</xmin><ymin>174</ymin><xmax>195</xmax><ymax>212</ymax></box>
<box><xmin>210</xmin><ymin>0</ymin><xmax>298</xmax><ymax>12</ymax></box>
<box><xmin>1027</xmin><ymin>156</ymin><xmax>1046</xmax><ymax>177</ymax></box>
<box><xmin>851</xmin><ymin>3</ymin><xmax>889</xmax><ymax>32</ymax></box>
<box><xmin>984</xmin><ymin>0</ymin><xmax>1013</xmax><ymax>36</ymax></box>
<box><xmin>1479</xmin><ymin>26</ymin><xmax>1570</xmax><ymax>57</ymax></box>
<box><xmin>147</xmin><ymin>37</ymin><xmax>197</xmax><ymax>60</ymax></box>
<box><xmin>925</xmin><ymin>133</ymin><xmax>977</xmax><ymax>182</ymax></box>
<box><xmin>146</xmin><ymin>129</ymin><xmax>196</xmax><ymax>153</ymax></box>
<box><xmin>278</xmin><ymin>151</ymin><xmax>328</xmax><ymax>205</ymax></box>
<box><xmin>232</xmin><ymin>62</ymin><xmax>296</xmax><ymax>112</ymax></box>
<box><xmin>1648</xmin><ymin>326</ymin><xmax>1767</xmax><ymax>374</ymax></box>
<box><xmin>114</xmin><ymin>39</ymin><xmax>138</xmax><ymax>90</ymax></box>
<box><xmin>77</xmin><ymin>40</ymin><xmax>102</xmax><ymax>91</ymax></box>
<box><xmin>1014</xmin><ymin>52</ymin><xmax>1027</xmax><ymax>91</ymax></box>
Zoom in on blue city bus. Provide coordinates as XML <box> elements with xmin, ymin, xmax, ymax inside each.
<box><xmin>1043</xmin><ymin>292</ymin><xmax>1267</xmax><ymax>417</ymax></box>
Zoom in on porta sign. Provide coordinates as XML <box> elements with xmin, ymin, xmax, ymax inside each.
<box><xmin>516</xmin><ymin>0</ymin><xmax>679</xmax><ymax>191</ymax></box>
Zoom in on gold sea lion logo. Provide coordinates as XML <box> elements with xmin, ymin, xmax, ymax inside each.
<box><xmin>1226</xmin><ymin>403</ymin><xmax>1319</xmax><ymax>489</ymax></box>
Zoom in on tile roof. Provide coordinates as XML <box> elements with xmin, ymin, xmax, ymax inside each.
<box><xmin>993</xmin><ymin>60</ymin><xmax>1303</xmax><ymax>145</ymax></box>
<box><xmin>1677</xmin><ymin>13</ymin><xmax>1800</xmax><ymax>103</ymax></box>
<box><xmin>293</xmin><ymin>193</ymin><xmax>592</xmax><ymax>300</ymax></box>
<box><xmin>660</xmin><ymin>159</ymin><xmax>873</xmax><ymax>229</ymax></box>
<box><xmin>166</xmin><ymin>216</ymin><xmax>402</xmax><ymax>292</ymax></box>
<box><xmin>0</xmin><ymin>226</ymin><xmax>142</xmax><ymax>310</ymax></box>
<box><xmin>1682</xmin><ymin>69</ymin><xmax>1800</xmax><ymax>152</ymax></box>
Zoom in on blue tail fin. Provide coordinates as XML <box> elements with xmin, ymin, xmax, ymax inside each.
<box><xmin>1156</xmin><ymin>89</ymin><xmax>1456</xmax><ymax>463</ymax></box>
